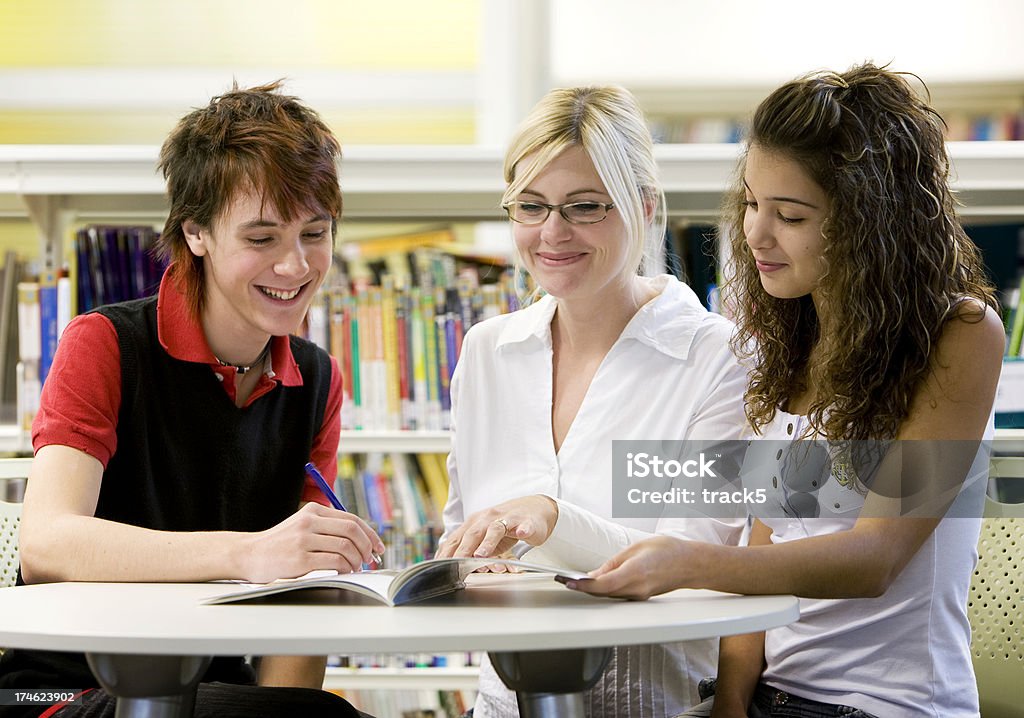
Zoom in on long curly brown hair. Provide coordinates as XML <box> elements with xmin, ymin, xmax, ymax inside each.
<box><xmin>721</xmin><ymin>63</ymin><xmax>997</xmax><ymax>440</ymax></box>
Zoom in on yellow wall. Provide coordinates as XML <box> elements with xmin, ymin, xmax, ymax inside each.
<box><xmin>0</xmin><ymin>221</ymin><xmax>40</xmax><ymax>265</ymax></box>
<box><xmin>3</xmin><ymin>1</ymin><xmax>486</xmax><ymax>260</ymax></box>
<box><xmin>0</xmin><ymin>108</ymin><xmax>475</xmax><ymax>145</ymax></box>
<box><xmin>0</xmin><ymin>0</ymin><xmax>477</xmax><ymax>68</ymax></box>
<box><xmin>0</xmin><ymin>0</ymin><xmax>480</xmax><ymax>144</ymax></box>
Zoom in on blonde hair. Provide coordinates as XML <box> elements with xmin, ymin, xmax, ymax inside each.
<box><xmin>502</xmin><ymin>86</ymin><xmax>666</xmax><ymax>281</ymax></box>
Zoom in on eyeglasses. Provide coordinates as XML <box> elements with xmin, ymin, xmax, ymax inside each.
<box><xmin>502</xmin><ymin>200</ymin><xmax>616</xmax><ymax>225</ymax></box>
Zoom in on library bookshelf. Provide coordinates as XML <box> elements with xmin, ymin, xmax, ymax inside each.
<box><xmin>3</xmin><ymin>141</ymin><xmax>1024</xmax><ymax>429</ymax></box>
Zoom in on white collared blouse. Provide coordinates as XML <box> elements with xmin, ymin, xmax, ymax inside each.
<box><xmin>442</xmin><ymin>274</ymin><xmax>749</xmax><ymax>718</ymax></box>
<box><xmin>443</xmin><ymin>274</ymin><xmax>748</xmax><ymax>566</ymax></box>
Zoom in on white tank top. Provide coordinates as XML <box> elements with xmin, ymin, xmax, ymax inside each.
<box><xmin>750</xmin><ymin>409</ymin><xmax>989</xmax><ymax>718</ymax></box>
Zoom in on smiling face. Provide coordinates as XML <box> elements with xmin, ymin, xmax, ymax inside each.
<box><xmin>183</xmin><ymin>187</ymin><xmax>333</xmax><ymax>360</ymax></box>
<box><xmin>743</xmin><ymin>144</ymin><xmax>830</xmax><ymax>303</ymax></box>
<box><xmin>512</xmin><ymin>145</ymin><xmax>632</xmax><ymax>305</ymax></box>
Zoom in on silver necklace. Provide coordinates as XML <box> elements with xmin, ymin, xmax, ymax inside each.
<box><xmin>215</xmin><ymin>341</ymin><xmax>270</xmax><ymax>376</ymax></box>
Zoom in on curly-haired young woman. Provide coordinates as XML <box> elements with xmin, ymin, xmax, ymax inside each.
<box><xmin>568</xmin><ymin>63</ymin><xmax>1004</xmax><ymax>718</ymax></box>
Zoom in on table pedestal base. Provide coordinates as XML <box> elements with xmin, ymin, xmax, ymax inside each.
<box><xmin>86</xmin><ymin>653</ymin><xmax>211</xmax><ymax>718</ymax></box>
<box><xmin>490</xmin><ymin>647</ymin><xmax>611</xmax><ymax>718</ymax></box>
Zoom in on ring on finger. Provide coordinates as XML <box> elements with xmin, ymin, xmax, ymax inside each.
<box><xmin>494</xmin><ymin>518</ymin><xmax>509</xmax><ymax>533</ymax></box>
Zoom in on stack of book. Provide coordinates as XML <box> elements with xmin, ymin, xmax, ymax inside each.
<box><xmin>10</xmin><ymin>226</ymin><xmax>166</xmax><ymax>435</ymax></box>
<box><xmin>333</xmin><ymin>452</ymin><xmax>449</xmax><ymax>566</ymax></box>
<box><xmin>318</xmin><ymin>232</ymin><xmax>523</xmax><ymax>432</ymax></box>
<box><xmin>74</xmin><ymin>225</ymin><xmax>166</xmax><ymax>313</ymax></box>
<box><xmin>15</xmin><ymin>268</ymin><xmax>71</xmax><ymax>432</ymax></box>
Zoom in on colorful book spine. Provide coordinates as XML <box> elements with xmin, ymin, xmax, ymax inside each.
<box><xmin>311</xmin><ymin>238</ymin><xmax>524</xmax><ymax>430</ymax></box>
<box><xmin>389</xmin><ymin>453</ymin><xmax>423</xmax><ymax>535</ymax></box>
<box><xmin>37</xmin><ymin>270</ymin><xmax>59</xmax><ymax>386</ymax></box>
<box><xmin>380</xmin><ymin>275</ymin><xmax>401</xmax><ymax>430</ymax></box>
<box><xmin>328</xmin><ymin>289</ymin><xmax>353</xmax><ymax>429</ymax></box>
<box><xmin>416</xmin><ymin>453</ymin><xmax>450</xmax><ymax>518</ymax></box>
<box><xmin>16</xmin><ymin>282</ymin><xmax>41</xmax><ymax>433</ymax></box>
<box><xmin>75</xmin><ymin>229</ymin><xmax>95</xmax><ymax>313</ymax></box>
<box><xmin>434</xmin><ymin>288</ymin><xmax>451</xmax><ymax>430</ymax></box>
<box><xmin>98</xmin><ymin>228</ymin><xmax>122</xmax><ymax>304</ymax></box>
<box><xmin>1007</xmin><ymin>275</ymin><xmax>1024</xmax><ymax>357</ymax></box>
<box><xmin>446</xmin><ymin>287</ymin><xmax>463</xmax><ymax>370</ymax></box>
<box><xmin>350</xmin><ymin>291</ymin><xmax>364</xmax><ymax>430</ymax></box>
<box><xmin>75</xmin><ymin>225</ymin><xmax>165</xmax><ymax>312</ymax></box>
<box><xmin>395</xmin><ymin>290</ymin><xmax>413</xmax><ymax>430</ymax></box>
<box><xmin>306</xmin><ymin>291</ymin><xmax>329</xmax><ymax>353</ymax></box>
<box><xmin>421</xmin><ymin>290</ymin><xmax>441</xmax><ymax>431</ymax></box>
<box><xmin>361</xmin><ymin>468</ymin><xmax>383</xmax><ymax>526</ymax></box>
<box><xmin>374</xmin><ymin>462</ymin><xmax>395</xmax><ymax>524</ymax></box>
<box><xmin>333</xmin><ymin>455</ymin><xmax>360</xmax><ymax>515</ymax></box>
<box><xmin>410</xmin><ymin>288</ymin><xmax>428</xmax><ymax>431</ymax></box>
<box><xmin>86</xmin><ymin>228</ymin><xmax>107</xmax><ymax>307</ymax></box>
<box><xmin>368</xmin><ymin>287</ymin><xmax>387</xmax><ymax>431</ymax></box>
<box><xmin>57</xmin><ymin>275</ymin><xmax>73</xmax><ymax>339</ymax></box>
<box><xmin>17</xmin><ymin>282</ymin><xmax>40</xmax><ymax>365</ymax></box>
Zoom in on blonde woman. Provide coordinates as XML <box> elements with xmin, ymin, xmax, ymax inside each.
<box><xmin>437</xmin><ymin>86</ymin><xmax>748</xmax><ymax>717</ymax></box>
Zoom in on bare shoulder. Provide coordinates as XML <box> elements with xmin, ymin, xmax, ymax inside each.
<box><xmin>900</xmin><ymin>300</ymin><xmax>1003</xmax><ymax>440</ymax></box>
<box><xmin>935</xmin><ymin>299</ymin><xmax>1005</xmax><ymax>370</ymax></box>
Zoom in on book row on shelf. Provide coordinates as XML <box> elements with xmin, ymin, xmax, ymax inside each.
<box><xmin>0</xmin><ymin>226</ymin><xmax>165</xmax><ymax>431</ymax></box>
<box><xmin>4</xmin><ymin>224</ymin><xmax>528</xmax><ymax>435</ymax></box>
<box><xmin>2</xmin><ymin>219</ymin><xmax>1024</xmax><ymax>435</ymax></box>
<box><xmin>337</xmin><ymin>452</ymin><xmax>448</xmax><ymax>567</ymax></box>
<box><xmin>330</xmin><ymin>651</ymin><xmax>480</xmax><ymax>671</ymax></box>
<box><xmin>74</xmin><ymin>225</ymin><xmax>167</xmax><ymax>313</ymax></box>
<box><xmin>647</xmin><ymin>109</ymin><xmax>1024</xmax><ymax>144</ymax></box>
<box><xmin>311</xmin><ymin>270</ymin><xmax>521</xmax><ymax>433</ymax></box>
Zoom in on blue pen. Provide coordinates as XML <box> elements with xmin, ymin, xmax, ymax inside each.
<box><xmin>304</xmin><ymin>461</ymin><xmax>383</xmax><ymax>566</ymax></box>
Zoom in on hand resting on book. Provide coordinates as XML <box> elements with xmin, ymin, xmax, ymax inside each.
<box><xmin>435</xmin><ymin>494</ymin><xmax>559</xmax><ymax>567</ymax></box>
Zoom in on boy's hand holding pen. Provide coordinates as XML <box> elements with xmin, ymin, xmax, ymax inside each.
<box><xmin>305</xmin><ymin>462</ymin><xmax>385</xmax><ymax>567</ymax></box>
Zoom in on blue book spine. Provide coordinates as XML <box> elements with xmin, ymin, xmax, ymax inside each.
<box><xmin>361</xmin><ymin>469</ymin><xmax>382</xmax><ymax>526</ymax></box>
<box><xmin>75</xmin><ymin>229</ymin><xmax>95</xmax><ymax>313</ymax></box>
<box><xmin>129</xmin><ymin>229</ymin><xmax>146</xmax><ymax>299</ymax></box>
<box><xmin>116</xmin><ymin>229</ymin><xmax>132</xmax><ymax>302</ymax></box>
<box><xmin>86</xmin><ymin>228</ymin><xmax>106</xmax><ymax>307</ymax></box>
<box><xmin>38</xmin><ymin>270</ymin><xmax>59</xmax><ymax>385</ymax></box>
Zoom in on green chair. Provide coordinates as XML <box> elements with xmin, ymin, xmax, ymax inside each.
<box><xmin>968</xmin><ymin>457</ymin><xmax>1024</xmax><ymax>717</ymax></box>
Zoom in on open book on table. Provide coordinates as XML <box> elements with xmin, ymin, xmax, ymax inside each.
<box><xmin>202</xmin><ymin>557</ymin><xmax>589</xmax><ymax>607</ymax></box>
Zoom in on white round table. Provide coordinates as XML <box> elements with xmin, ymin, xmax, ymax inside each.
<box><xmin>0</xmin><ymin>574</ymin><xmax>799</xmax><ymax>717</ymax></box>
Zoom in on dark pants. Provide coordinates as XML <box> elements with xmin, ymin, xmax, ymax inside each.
<box><xmin>748</xmin><ymin>683</ymin><xmax>877</xmax><ymax>717</ymax></box>
<box><xmin>675</xmin><ymin>678</ymin><xmax>878</xmax><ymax>718</ymax></box>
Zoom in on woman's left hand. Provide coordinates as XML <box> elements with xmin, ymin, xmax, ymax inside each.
<box><xmin>436</xmin><ymin>495</ymin><xmax>559</xmax><ymax>562</ymax></box>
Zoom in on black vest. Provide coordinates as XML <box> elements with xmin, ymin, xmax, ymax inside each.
<box><xmin>96</xmin><ymin>295</ymin><xmax>331</xmax><ymax>533</ymax></box>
